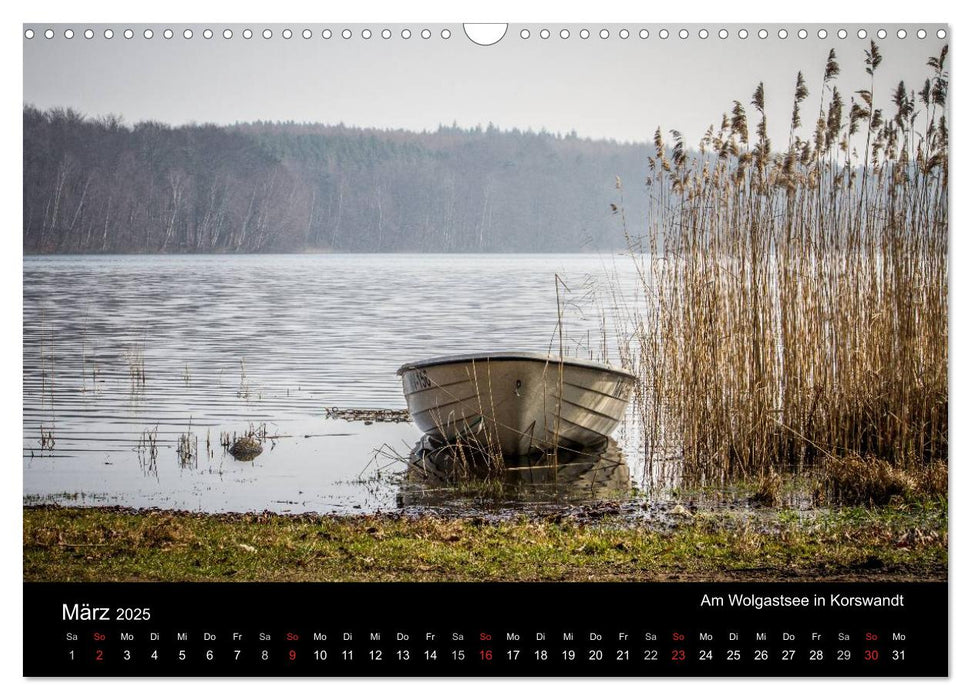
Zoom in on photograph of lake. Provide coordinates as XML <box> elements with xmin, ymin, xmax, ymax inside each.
<box><xmin>23</xmin><ymin>23</ymin><xmax>947</xmax><ymax>585</ymax></box>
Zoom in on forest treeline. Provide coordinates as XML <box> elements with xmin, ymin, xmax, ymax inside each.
<box><xmin>23</xmin><ymin>106</ymin><xmax>651</xmax><ymax>254</ymax></box>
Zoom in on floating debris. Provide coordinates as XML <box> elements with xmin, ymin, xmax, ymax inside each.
<box><xmin>324</xmin><ymin>407</ymin><xmax>411</xmax><ymax>424</ymax></box>
<box><xmin>229</xmin><ymin>436</ymin><xmax>263</xmax><ymax>461</ymax></box>
<box><xmin>219</xmin><ymin>423</ymin><xmax>269</xmax><ymax>461</ymax></box>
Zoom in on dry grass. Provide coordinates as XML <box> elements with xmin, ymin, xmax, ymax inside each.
<box><xmin>816</xmin><ymin>455</ymin><xmax>915</xmax><ymax>505</ymax></box>
<box><xmin>123</xmin><ymin>343</ymin><xmax>146</xmax><ymax>385</ymax></box>
<box><xmin>177</xmin><ymin>430</ymin><xmax>198</xmax><ymax>469</ymax></box>
<box><xmin>816</xmin><ymin>455</ymin><xmax>947</xmax><ymax>505</ymax></box>
<box><xmin>919</xmin><ymin>460</ymin><xmax>949</xmax><ymax>498</ymax></box>
<box><xmin>620</xmin><ymin>43</ymin><xmax>948</xmax><ymax>486</ymax></box>
<box><xmin>135</xmin><ymin>426</ymin><xmax>158</xmax><ymax>473</ymax></box>
<box><xmin>751</xmin><ymin>469</ymin><xmax>783</xmax><ymax>507</ymax></box>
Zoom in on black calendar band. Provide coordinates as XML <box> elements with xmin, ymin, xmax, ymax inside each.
<box><xmin>24</xmin><ymin>581</ymin><xmax>947</xmax><ymax>677</ymax></box>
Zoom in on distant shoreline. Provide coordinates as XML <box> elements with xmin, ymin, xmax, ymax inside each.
<box><xmin>24</xmin><ymin>107</ymin><xmax>647</xmax><ymax>256</ymax></box>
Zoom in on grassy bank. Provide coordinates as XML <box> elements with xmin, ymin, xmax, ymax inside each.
<box><xmin>24</xmin><ymin>504</ymin><xmax>946</xmax><ymax>583</ymax></box>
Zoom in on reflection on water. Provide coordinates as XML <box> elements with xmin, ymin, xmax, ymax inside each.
<box><xmin>23</xmin><ymin>254</ymin><xmax>639</xmax><ymax>513</ymax></box>
<box><xmin>398</xmin><ymin>437</ymin><xmax>630</xmax><ymax>509</ymax></box>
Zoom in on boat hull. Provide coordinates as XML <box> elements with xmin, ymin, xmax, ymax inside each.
<box><xmin>398</xmin><ymin>353</ymin><xmax>635</xmax><ymax>456</ymax></box>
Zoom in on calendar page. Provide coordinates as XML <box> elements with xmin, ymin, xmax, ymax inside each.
<box><xmin>22</xmin><ymin>19</ymin><xmax>949</xmax><ymax>678</ymax></box>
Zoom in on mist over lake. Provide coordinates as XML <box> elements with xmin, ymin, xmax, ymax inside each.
<box><xmin>23</xmin><ymin>109</ymin><xmax>649</xmax><ymax>255</ymax></box>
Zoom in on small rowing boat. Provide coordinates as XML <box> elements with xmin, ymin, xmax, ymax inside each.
<box><xmin>397</xmin><ymin>352</ymin><xmax>635</xmax><ymax>456</ymax></box>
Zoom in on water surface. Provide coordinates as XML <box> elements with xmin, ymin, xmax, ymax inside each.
<box><xmin>24</xmin><ymin>254</ymin><xmax>640</xmax><ymax>512</ymax></box>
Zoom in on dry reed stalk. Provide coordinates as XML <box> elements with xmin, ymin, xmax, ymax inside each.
<box><xmin>621</xmin><ymin>44</ymin><xmax>948</xmax><ymax>487</ymax></box>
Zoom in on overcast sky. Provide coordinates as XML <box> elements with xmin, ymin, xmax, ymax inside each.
<box><xmin>24</xmin><ymin>23</ymin><xmax>947</xmax><ymax>146</ymax></box>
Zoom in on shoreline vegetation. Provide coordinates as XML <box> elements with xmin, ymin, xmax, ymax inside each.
<box><xmin>620</xmin><ymin>43</ymin><xmax>948</xmax><ymax>491</ymax></box>
<box><xmin>24</xmin><ymin>504</ymin><xmax>946</xmax><ymax>583</ymax></box>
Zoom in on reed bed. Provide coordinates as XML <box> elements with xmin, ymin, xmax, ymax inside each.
<box><xmin>624</xmin><ymin>44</ymin><xmax>948</xmax><ymax>487</ymax></box>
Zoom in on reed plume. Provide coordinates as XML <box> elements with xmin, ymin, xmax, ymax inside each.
<box><xmin>624</xmin><ymin>44</ymin><xmax>948</xmax><ymax>487</ymax></box>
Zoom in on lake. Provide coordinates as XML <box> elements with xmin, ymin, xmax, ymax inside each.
<box><xmin>23</xmin><ymin>254</ymin><xmax>643</xmax><ymax>513</ymax></box>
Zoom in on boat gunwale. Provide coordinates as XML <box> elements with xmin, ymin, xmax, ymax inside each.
<box><xmin>396</xmin><ymin>352</ymin><xmax>636</xmax><ymax>381</ymax></box>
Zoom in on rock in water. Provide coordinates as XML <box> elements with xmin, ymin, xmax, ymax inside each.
<box><xmin>229</xmin><ymin>436</ymin><xmax>263</xmax><ymax>461</ymax></box>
